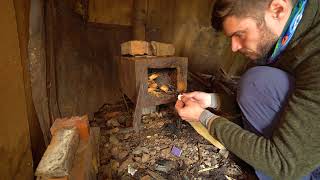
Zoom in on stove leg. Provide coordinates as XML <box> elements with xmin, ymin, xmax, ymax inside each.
<box><xmin>133</xmin><ymin>84</ymin><xmax>144</xmax><ymax>132</ymax></box>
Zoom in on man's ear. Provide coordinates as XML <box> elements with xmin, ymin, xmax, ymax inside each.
<box><xmin>268</xmin><ymin>0</ymin><xmax>292</xmax><ymax>20</ymax></box>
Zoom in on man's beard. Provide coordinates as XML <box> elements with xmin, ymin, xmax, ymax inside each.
<box><xmin>254</xmin><ymin>24</ymin><xmax>279</xmax><ymax>65</ymax></box>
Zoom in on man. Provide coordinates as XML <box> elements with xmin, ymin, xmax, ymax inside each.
<box><xmin>175</xmin><ymin>0</ymin><xmax>320</xmax><ymax>179</ymax></box>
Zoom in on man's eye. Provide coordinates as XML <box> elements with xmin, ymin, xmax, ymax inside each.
<box><xmin>237</xmin><ymin>33</ymin><xmax>245</xmax><ymax>39</ymax></box>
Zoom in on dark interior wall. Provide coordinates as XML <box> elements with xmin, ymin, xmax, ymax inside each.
<box><xmin>0</xmin><ymin>0</ymin><xmax>34</xmax><ymax>179</ymax></box>
<box><xmin>54</xmin><ymin>1</ymin><xmax>132</xmax><ymax>116</ymax></box>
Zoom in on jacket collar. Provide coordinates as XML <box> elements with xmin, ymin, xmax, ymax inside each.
<box><xmin>288</xmin><ymin>0</ymin><xmax>319</xmax><ymax>49</ymax></box>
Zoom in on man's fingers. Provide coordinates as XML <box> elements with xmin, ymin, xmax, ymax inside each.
<box><xmin>175</xmin><ymin>100</ymin><xmax>185</xmax><ymax>110</ymax></box>
<box><xmin>183</xmin><ymin>91</ymin><xmax>199</xmax><ymax>98</ymax></box>
<box><xmin>181</xmin><ymin>96</ymin><xmax>195</xmax><ymax>103</ymax></box>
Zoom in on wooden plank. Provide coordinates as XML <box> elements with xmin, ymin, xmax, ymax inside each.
<box><xmin>88</xmin><ymin>0</ymin><xmax>133</xmax><ymax>26</ymax></box>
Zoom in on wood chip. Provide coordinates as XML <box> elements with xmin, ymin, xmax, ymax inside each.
<box><xmin>149</xmin><ymin>73</ymin><xmax>159</xmax><ymax>81</ymax></box>
<box><xmin>160</xmin><ymin>85</ymin><xmax>169</xmax><ymax>93</ymax></box>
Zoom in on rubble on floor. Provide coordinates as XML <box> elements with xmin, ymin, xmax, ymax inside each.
<box><xmin>91</xmin><ymin>103</ymin><xmax>255</xmax><ymax>180</ymax></box>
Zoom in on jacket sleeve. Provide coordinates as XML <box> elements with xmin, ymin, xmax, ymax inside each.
<box><xmin>208</xmin><ymin>56</ymin><xmax>320</xmax><ymax>179</ymax></box>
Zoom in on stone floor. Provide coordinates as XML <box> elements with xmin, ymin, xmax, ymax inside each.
<box><xmin>91</xmin><ymin>102</ymin><xmax>256</xmax><ymax>180</ymax></box>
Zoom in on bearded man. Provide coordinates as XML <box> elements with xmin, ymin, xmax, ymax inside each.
<box><xmin>175</xmin><ymin>0</ymin><xmax>320</xmax><ymax>179</ymax></box>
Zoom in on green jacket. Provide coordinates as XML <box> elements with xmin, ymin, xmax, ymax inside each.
<box><xmin>208</xmin><ymin>0</ymin><xmax>320</xmax><ymax>179</ymax></box>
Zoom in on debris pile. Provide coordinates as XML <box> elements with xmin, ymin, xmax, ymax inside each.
<box><xmin>92</xmin><ymin>103</ymin><xmax>253</xmax><ymax>180</ymax></box>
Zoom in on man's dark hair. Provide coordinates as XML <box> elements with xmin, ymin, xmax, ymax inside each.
<box><xmin>211</xmin><ymin>0</ymin><xmax>298</xmax><ymax>31</ymax></box>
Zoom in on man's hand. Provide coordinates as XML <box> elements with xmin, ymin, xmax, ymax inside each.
<box><xmin>182</xmin><ymin>91</ymin><xmax>212</xmax><ymax>109</ymax></box>
<box><xmin>175</xmin><ymin>96</ymin><xmax>205</xmax><ymax>122</ymax></box>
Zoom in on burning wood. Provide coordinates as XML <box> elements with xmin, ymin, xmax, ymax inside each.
<box><xmin>148</xmin><ymin>72</ymin><xmax>176</xmax><ymax>97</ymax></box>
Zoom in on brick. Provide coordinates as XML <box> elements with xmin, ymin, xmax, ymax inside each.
<box><xmin>121</xmin><ymin>40</ymin><xmax>152</xmax><ymax>56</ymax></box>
<box><xmin>150</xmin><ymin>41</ymin><xmax>175</xmax><ymax>56</ymax></box>
<box><xmin>35</xmin><ymin>128</ymin><xmax>80</xmax><ymax>178</ymax></box>
<box><xmin>51</xmin><ymin>115</ymin><xmax>90</xmax><ymax>141</ymax></box>
<box><xmin>47</xmin><ymin>177</ymin><xmax>68</xmax><ymax>180</ymax></box>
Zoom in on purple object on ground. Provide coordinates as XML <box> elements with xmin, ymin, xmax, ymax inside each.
<box><xmin>171</xmin><ymin>146</ymin><xmax>182</xmax><ymax>157</ymax></box>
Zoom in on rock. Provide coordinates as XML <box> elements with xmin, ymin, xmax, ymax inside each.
<box><xmin>118</xmin><ymin>150</ymin><xmax>129</xmax><ymax>160</ymax></box>
<box><xmin>161</xmin><ymin>148</ymin><xmax>171</xmax><ymax>158</ymax></box>
<box><xmin>211</xmin><ymin>159</ymin><xmax>219</xmax><ymax>167</ymax></box>
<box><xmin>154</xmin><ymin>159</ymin><xmax>178</xmax><ymax>173</ymax></box>
<box><xmin>149</xmin><ymin>150</ymin><xmax>156</xmax><ymax>156</ymax></box>
<box><xmin>106</xmin><ymin>119</ymin><xmax>120</xmax><ymax>128</ymax></box>
<box><xmin>118</xmin><ymin>155</ymin><xmax>134</xmax><ymax>173</ymax></box>
<box><xmin>110</xmin><ymin>160</ymin><xmax>120</xmax><ymax>172</ymax></box>
<box><xmin>133</xmin><ymin>146</ymin><xmax>150</xmax><ymax>155</ymax></box>
<box><xmin>107</xmin><ymin>128</ymin><xmax>120</xmax><ymax>134</ymax></box>
<box><xmin>141</xmin><ymin>154</ymin><xmax>150</xmax><ymax>163</ymax></box>
<box><xmin>141</xmin><ymin>147</ymin><xmax>150</xmax><ymax>154</ymax></box>
<box><xmin>104</xmin><ymin>143</ymin><xmax>110</xmax><ymax>149</ymax></box>
<box><xmin>182</xmin><ymin>143</ymin><xmax>188</xmax><ymax>150</ymax></box>
<box><xmin>184</xmin><ymin>158</ymin><xmax>197</xmax><ymax>166</ymax></box>
<box><xmin>104</xmin><ymin>111</ymin><xmax>121</xmax><ymax>120</ymax></box>
<box><xmin>219</xmin><ymin>149</ymin><xmax>229</xmax><ymax>159</ymax></box>
<box><xmin>134</xmin><ymin>156</ymin><xmax>141</xmax><ymax>162</ymax></box>
<box><xmin>128</xmin><ymin>164</ymin><xmax>138</xmax><ymax>176</ymax></box>
<box><xmin>140</xmin><ymin>175</ymin><xmax>152</xmax><ymax>180</ymax></box>
<box><xmin>133</xmin><ymin>147</ymin><xmax>143</xmax><ymax>155</ymax></box>
<box><xmin>111</xmin><ymin>146</ymin><xmax>119</xmax><ymax>157</ymax></box>
<box><xmin>204</xmin><ymin>160</ymin><xmax>211</xmax><ymax>167</ymax></box>
<box><xmin>226</xmin><ymin>165</ymin><xmax>243</xmax><ymax>176</ymax></box>
<box><xmin>109</xmin><ymin>135</ymin><xmax>120</xmax><ymax>145</ymax></box>
<box><xmin>123</xmin><ymin>133</ymin><xmax>131</xmax><ymax>140</ymax></box>
<box><xmin>146</xmin><ymin>170</ymin><xmax>166</xmax><ymax>180</ymax></box>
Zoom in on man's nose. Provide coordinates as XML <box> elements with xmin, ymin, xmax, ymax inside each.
<box><xmin>231</xmin><ymin>36</ymin><xmax>242</xmax><ymax>52</ymax></box>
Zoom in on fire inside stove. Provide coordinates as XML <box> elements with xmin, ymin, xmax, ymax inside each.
<box><xmin>147</xmin><ymin>68</ymin><xmax>177</xmax><ymax>98</ymax></box>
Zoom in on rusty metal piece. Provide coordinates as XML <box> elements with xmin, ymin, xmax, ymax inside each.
<box><xmin>133</xmin><ymin>84</ymin><xmax>143</xmax><ymax>132</ymax></box>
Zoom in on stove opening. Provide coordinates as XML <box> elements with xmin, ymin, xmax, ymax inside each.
<box><xmin>147</xmin><ymin>68</ymin><xmax>177</xmax><ymax>97</ymax></box>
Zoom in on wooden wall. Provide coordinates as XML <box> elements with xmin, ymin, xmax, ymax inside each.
<box><xmin>88</xmin><ymin>0</ymin><xmax>134</xmax><ymax>26</ymax></box>
<box><xmin>87</xmin><ymin>0</ymin><xmax>248</xmax><ymax>75</ymax></box>
<box><xmin>14</xmin><ymin>0</ymin><xmax>46</xmax><ymax>168</ymax></box>
<box><xmin>54</xmin><ymin>1</ymin><xmax>132</xmax><ymax>116</ymax></box>
<box><xmin>0</xmin><ymin>0</ymin><xmax>34</xmax><ymax>179</ymax></box>
<box><xmin>52</xmin><ymin>0</ymin><xmax>248</xmax><ymax>117</ymax></box>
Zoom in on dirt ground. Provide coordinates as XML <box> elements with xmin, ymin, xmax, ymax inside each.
<box><xmin>91</xmin><ymin>101</ymin><xmax>257</xmax><ymax>180</ymax></box>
